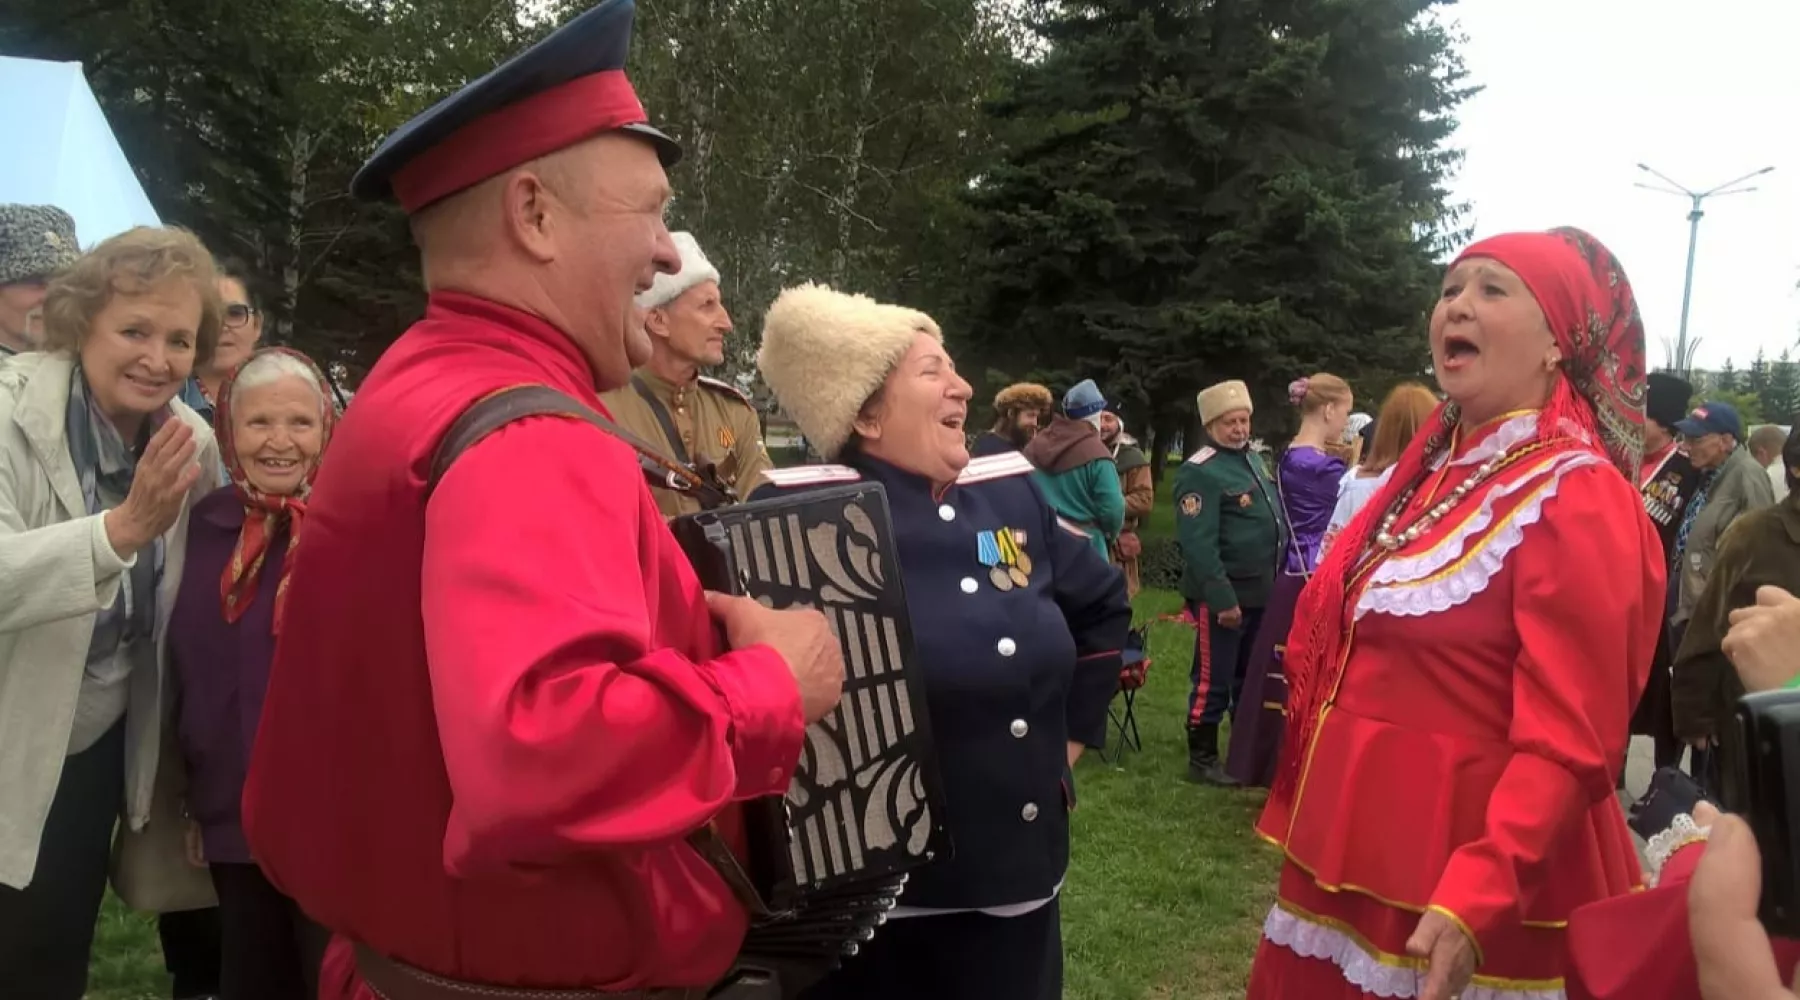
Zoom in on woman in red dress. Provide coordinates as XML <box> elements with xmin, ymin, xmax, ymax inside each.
<box><xmin>1248</xmin><ymin>227</ymin><xmax>1665</xmax><ymax>1000</ymax></box>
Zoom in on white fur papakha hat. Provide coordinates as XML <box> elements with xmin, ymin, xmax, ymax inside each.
<box><xmin>758</xmin><ymin>283</ymin><xmax>942</xmax><ymax>460</ymax></box>
<box><xmin>636</xmin><ymin>231</ymin><xmax>721</xmax><ymax>310</ymax></box>
<box><xmin>1197</xmin><ymin>379</ymin><xmax>1253</xmax><ymax>425</ymax></box>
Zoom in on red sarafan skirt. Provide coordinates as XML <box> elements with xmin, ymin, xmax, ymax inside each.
<box><xmin>1247</xmin><ymin>936</ymin><xmax>1380</xmax><ymax>999</ymax></box>
<box><xmin>1245</xmin><ymin>863</ymin><xmax>1573</xmax><ymax>998</ymax></box>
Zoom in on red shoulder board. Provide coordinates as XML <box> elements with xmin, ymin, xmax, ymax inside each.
<box><xmin>760</xmin><ymin>464</ymin><xmax>861</xmax><ymax>488</ymax></box>
<box><xmin>696</xmin><ymin>375</ymin><xmax>754</xmax><ymax>407</ymax></box>
<box><xmin>957</xmin><ymin>451</ymin><xmax>1035</xmax><ymax>485</ymax></box>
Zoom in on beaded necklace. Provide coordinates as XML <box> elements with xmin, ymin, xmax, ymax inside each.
<box><xmin>1371</xmin><ymin>430</ymin><xmax>1564</xmax><ymax>553</ymax></box>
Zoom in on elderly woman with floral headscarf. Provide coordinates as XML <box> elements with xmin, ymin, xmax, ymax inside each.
<box><xmin>169</xmin><ymin>346</ymin><xmax>335</xmax><ymax>1000</ymax></box>
<box><xmin>753</xmin><ymin>284</ymin><xmax>1130</xmax><ymax>1000</ymax></box>
<box><xmin>1248</xmin><ymin>228</ymin><xmax>1665</xmax><ymax>1000</ymax></box>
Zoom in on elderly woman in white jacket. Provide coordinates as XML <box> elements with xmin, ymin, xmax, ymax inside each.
<box><xmin>0</xmin><ymin>226</ymin><xmax>222</xmax><ymax>998</ymax></box>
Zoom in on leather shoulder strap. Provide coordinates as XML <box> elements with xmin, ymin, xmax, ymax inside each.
<box><xmin>427</xmin><ymin>385</ymin><xmax>618</xmax><ymax>496</ymax></box>
<box><xmin>630</xmin><ymin>374</ymin><xmax>691</xmax><ymax>466</ymax></box>
<box><xmin>427</xmin><ymin>384</ymin><xmax>736</xmax><ymax>508</ymax></box>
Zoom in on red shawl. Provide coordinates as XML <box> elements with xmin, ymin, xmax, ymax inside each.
<box><xmin>1272</xmin><ymin>227</ymin><xmax>1648</xmax><ymax>803</ymax></box>
<box><xmin>214</xmin><ymin>347</ymin><xmax>337</xmax><ymax>634</ymax></box>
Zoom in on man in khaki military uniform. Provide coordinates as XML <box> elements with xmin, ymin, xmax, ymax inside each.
<box><xmin>600</xmin><ymin>231</ymin><xmax>770</xmax><ymax>517</ymax></box>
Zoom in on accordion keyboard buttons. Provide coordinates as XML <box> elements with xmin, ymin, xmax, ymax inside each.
<box><xmin>1010</xmin><ymin>719</ymin><xmax>1029</xmax><ymax>738</ymax></box>
<box><xmin>937</xmin><ymin>503</ymin><xmax>956</xmax><ymax>522</ymax></box>
<box><xmin>960</xmin><ymin>576</ymin><xmax>979</xmax><ymax>594</ymax></box>
<box><xmin>996</xmin><ymin>637</ymin><xmax>1018</xmax><ymax>657</ymax></box>
<box><xmin>1021</xmin><ymin>802</ymin><xmax>1040</xmax><ymax>822</ymax></box>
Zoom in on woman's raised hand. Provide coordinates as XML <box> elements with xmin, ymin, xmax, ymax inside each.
<box><xmin>103</xmin><ymin>420</ymin><xmax>200</xmax><ymax>559</ymax></box>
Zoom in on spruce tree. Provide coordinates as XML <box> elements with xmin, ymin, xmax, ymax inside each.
<box><xmin>1715</xmin><ymin>357</ymin><xmax>1739</xmax><ymax>394</ymax></box>
<box><xmin>1766</xmin><ymin>350</ymin><xmax>1800</xmax><ymax>425</ymax></box>
<box><xmin>1749</xmin><ymin>348</ymin><xmax>1772</xmax><ymax>406</ymax></box>
<box><xmin>960</xmin><ymin>0</ymin><xmax>1473</xmax><ymax>445</ymax></box>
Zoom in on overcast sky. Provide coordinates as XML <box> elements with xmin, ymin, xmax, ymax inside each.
<box><xmin>1446</xmin><ymin>0</ymin><xmax>1799</xmax><ymax>371</ymax></box>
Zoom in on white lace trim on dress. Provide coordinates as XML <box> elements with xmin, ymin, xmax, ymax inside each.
<box><xmin>1355</xmin><ymin>451</ymin><xmax>1602</xmax><ymax>621</ymax></box>
<box><xmin>1262</xmin><ymin>906</ymin><xmax>1566</xmax><ymax>999</ymax></box>
<box><xmin>1436</xmin><ymin>413</ymin><xmax>1541</xmax><ymax>470</ymax></box>
<box><xmin>1644</xmin><ymin>813</ymin><xmax>1711</xmax><ymax>888</ymax></box>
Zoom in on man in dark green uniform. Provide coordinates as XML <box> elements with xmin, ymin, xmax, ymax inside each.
<box><xmin>1174</xmin><ymin>379</ymin><xmax>1284</xmax><ymax>785</ymax></box>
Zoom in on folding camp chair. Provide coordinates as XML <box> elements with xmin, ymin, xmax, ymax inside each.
<box><xmin>1104</xmin><ymin>624</ymin><xmax>1153</xmax><ymax>765</ymax></box>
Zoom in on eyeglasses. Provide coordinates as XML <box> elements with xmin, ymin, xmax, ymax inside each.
<box><xmin>224</xmin><ymin>303</ymin><xmax>258</xmax><ymax>328</ymax></box>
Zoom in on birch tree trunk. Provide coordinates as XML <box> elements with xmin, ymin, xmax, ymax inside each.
<box><xmin>276</xmin><ymin>125</ymin><xmax>314</xmax><ymax>345</ymax></box>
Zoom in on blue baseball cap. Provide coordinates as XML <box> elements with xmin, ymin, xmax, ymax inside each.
<box><xmin>1674</xmin><ymin>400</ymin><xmax>1743</xmax><ymax>440</ymax></box>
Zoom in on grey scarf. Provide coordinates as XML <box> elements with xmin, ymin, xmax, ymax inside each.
<box><xmin>65</xmin><ymin>366</ymin><xmax>161</xmax><ymax>663</ymax></box>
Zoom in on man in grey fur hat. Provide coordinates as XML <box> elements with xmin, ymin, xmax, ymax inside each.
<box><xmin>0</xmin><ymin>205</ymin><xmax>80</xmax><ymax>355</ymax></box>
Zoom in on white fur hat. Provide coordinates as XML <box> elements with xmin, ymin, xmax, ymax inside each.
<box><xmin>636</xmin><ymin>231</ymin><xmax>721</xmax><ymax>310</ymax></box>
<box><xmin>758</xmin><ymin>283</ymin><xmax>942</xmax><ymax>460</ymax></box>
<box><xmin>1197</xmin><ymin>379</ymin><xmax>1253</xmax><ymax>425</ymax></box>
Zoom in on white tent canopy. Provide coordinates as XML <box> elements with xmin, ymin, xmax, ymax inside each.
<box><xmin>0</xmin><ymin>56</ymin><xmax>160</xmax><ymax>247</ymax></box>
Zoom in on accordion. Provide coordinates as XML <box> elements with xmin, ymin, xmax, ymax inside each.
<box><xmin>670</xmin><ymin>482</ymin><xmax>948</xmax><ymax>971</ymax></box>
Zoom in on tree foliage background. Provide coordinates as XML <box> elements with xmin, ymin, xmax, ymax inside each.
<box><xmin>4</xmin><ymin>0</ymin><xmax>1473</xmax><ymax>442</ymax></box>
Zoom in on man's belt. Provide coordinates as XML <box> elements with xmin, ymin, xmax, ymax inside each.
<box><xmin>355</xmin><ymin>945</ymin><xmax>781</xmax><ymax>1000</ymax></box>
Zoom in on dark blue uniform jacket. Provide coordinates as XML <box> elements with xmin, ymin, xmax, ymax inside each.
<box><xmin>755</xmin><ymin>449</ymin><xmax>1130</xmax><ymax>909</ymax></box>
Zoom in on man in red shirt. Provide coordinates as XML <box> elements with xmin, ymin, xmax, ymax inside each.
<box><xmin>240</xmin><ymin>2</ymin><xmax>843</xmax><ymax>997</ymax></box>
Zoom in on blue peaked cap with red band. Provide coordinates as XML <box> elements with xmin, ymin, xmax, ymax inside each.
<box><xmin>351</xmin><ymin>0</ymin><xmax>681</xmax><ymax>213</ymax></box>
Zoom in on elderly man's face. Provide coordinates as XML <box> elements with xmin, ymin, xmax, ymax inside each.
<box><xmin>1684</xmin><ymin>432</ymin><xmax>1734</xmax><ymax>471</ymax></box>
<box><xmin>650</xmin><ymin>279</ymin><xmax>732</xmax><ymax>369</ymax></box>
<box><xmin>0</xmin><ymin>279</ymin><xmax>50</xmax><ymax>348</ymax></box>
<box><xmin>544</xmin><ymin>135</ymin><xmax>680</xmax><ymax>390</ymax></box>
<box><xmin>1209</xmin><ymin>409</ymin><xmax>1253</xmax><ymax>449</ymax></box>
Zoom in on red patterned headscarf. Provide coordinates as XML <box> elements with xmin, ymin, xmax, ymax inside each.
<box><xmin>1270</xmin><ymin>227</ymin><xmax>1647</xmax><ymax>806</ymax></box>
<box><xmin>214</xmin><ymin>347</ymin><xmax>336</xmax><ymax>634</ymax></box>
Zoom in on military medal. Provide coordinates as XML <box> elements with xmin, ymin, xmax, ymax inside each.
<box><xmin>1238</xmin><ymin>493</ymin><xmax>1252</xmax><ymax>509</ymax></box>
<box><xmin>999</xmin><ymin>528</ymin><xmax>1031</xmax><ymax>588</ymax></box>
<box><xmin>978</xmin><ymin>531</ymin><xmax>1013</xmax><ymax>591</ymax></box>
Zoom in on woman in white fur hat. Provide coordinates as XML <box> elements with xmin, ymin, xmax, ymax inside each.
<box><xmin>755</xmin><ymin>283</ymin><xmax>1131</xmax><ymax>1000</ymax></box>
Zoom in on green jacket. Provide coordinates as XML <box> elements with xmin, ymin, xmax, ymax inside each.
<box><xmin>1671</xmin><ymin>492</ymin><xmax>1800</xmax><ymax>804</ymax></box>
<box><xmin>1173</xmin><ymin>440</ymin><xmax>1285</xmax><ymax>610</ymax></box>
<box><xmin>1022</xmin><ymin>415</ymin><xmax>1125</xmax><ymax>560</ymax></box>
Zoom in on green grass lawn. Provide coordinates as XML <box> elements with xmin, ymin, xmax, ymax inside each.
<box><xmin>86</xmin><ymin>589</ymin><xmax>1275</xmax><ymax>1000</ymax></box>
<box><xmin>88</xmin><ymin>892</ymin><xmax>169</xmax><ymax>1000</ymax></box>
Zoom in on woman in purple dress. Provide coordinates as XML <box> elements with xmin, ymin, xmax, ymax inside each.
<box><xmin>1224</xmin><ymin>374</ymin><xmax>1351</xmax><ymax>787</ymax></box>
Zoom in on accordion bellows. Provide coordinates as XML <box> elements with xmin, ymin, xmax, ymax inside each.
<box><xmin>670</xmin><ymin>482</ymin><xmax>948</xmax><ymax>966</ymax></box>
<box><xmin>757</xmin><ymin>283</ymin><xmax>942</xmax><ymax>461</ymax></box>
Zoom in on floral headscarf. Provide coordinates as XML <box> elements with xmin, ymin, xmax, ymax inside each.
<box><xmin>213</xmin><ymin>347</ymin><xmax>336</xmax><ymax>634</ymax></box>
<box><xmin>1270</xmin><ymin>227</ymin><xmax>1648</xmax><ymax>806</ymax></box>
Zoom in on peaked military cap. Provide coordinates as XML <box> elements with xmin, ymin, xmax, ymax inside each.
<box><xmin>351</xmin><ymin>0</ymin><xmax>681</xmax><ymax>213</ymax></box>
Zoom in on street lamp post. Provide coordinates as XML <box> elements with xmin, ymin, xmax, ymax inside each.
<box><xmin>1635</xmin><ymin>163</ymin><xmax>1776</xmax><ymax>376</ymax></box>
